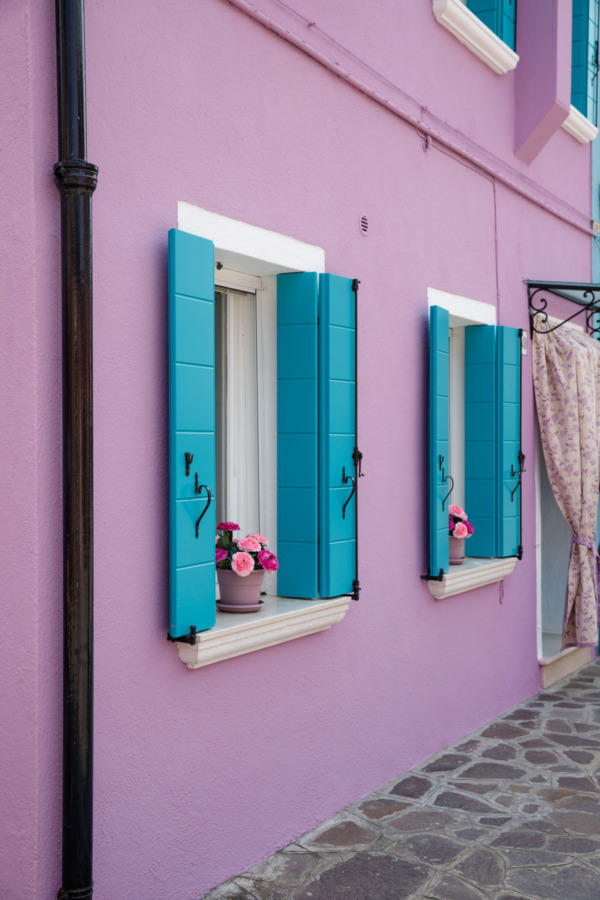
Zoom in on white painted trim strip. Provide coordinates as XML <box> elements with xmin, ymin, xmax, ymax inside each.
<box><xmin>178</xmin><ymin>203</ymin><xmax>325</xmax><ymax>275</ymax></box>
<box><xmin>176</xmin><ymin>596</ymin><xmax>351</xmax><ymax>668</ymax></box>
<box><xmin>433</xmin><ymin>0</ymin><xmax>519</xmax><ymax>75</ymax></box>
<box><xmin>561</xmin><ymin>105</ymin><xmax>599</xmax><ymax>144</ymax></box>
<box><xmin>428</xmin><ymin>288</ymin><xmax>497</xmax><ymax>326</ymax></box>
<box><xmin>427</xmin><ymin>557</ymin><xmax>518</xmax><ymax>599</ymax></box>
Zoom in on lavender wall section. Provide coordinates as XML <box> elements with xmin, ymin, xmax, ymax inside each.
<box><xmin>514</xmin><ymin>0</ymin><xmax>571</xmax><ymax>162</ymax></box>
<box><xmin>0</xmin><ymin>1</ymin><xmax>593</xmax><ymax>898</ymax></box>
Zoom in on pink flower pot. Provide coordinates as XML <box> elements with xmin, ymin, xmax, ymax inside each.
<box><xmin>449</xmin><ymin>536</ymin><xmax>465</xmax><ymax>565</ymax></box>
<box><xmin>217</xmin><ymin>568</ymin><xmax>265</xmax><ymax>606</ymax></box>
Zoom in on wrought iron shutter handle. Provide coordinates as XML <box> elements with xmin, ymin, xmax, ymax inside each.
<box><xmin>441</xmin><ymin>475</ymin><xmax>454</xmax><ymax>511</ymax></box>
<box><xmin>195</xmin><ymin>486</ymin><xmax>212</xmax><ymax>538</ymax></box>
<box><xmin>510</xmin><ymin>451</ymin><xmax>526</xmax><ymax>502</ymax></box>
<box><xmin>342</xmin><ymin>466</ymin><xmax>356</xmax><ymax>520</ymax></box>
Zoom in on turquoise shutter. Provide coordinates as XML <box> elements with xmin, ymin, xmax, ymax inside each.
<box><xmin>277</xmin><ymin>273</ymin><xmax>319</xmax><ymax>597</ymax></box>
<box><xmin>429</xmin><ymin>306</ymin><xmax>450</xmax><ymax>577</ymax></box>
<box><xmin>468</xmin><ymin>0</ymin><xmax>516</xmax><ymax>50</ymax></box>
<box><xmin>496</xmin><ymin>326</ymin><xmax>522</xmax><ymax>557</ymax></box>
<box><xmin>168</xmin><ymin>229</ymin><xmax>216</xmax><ymax>640</ymax></box>
<box><xmin>319</xmin><ymin>274</ymin><xmax>357</xmax><ymax>598</ymax></box>
<box><xmin>572</xmin><ymin>0</ymin><xmax>599</xmax><ymax>122</ymax></box>
<box><xmin>464</xmin><ymin>326</ymin><xmax>497</xmax><ymax>557</ymax></box>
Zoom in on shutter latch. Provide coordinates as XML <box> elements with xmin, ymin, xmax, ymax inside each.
<box><xmin>353</xmin><ymin>446</ymin><xmax>365</xmax><ymax>477</ymax></box>
<box><xmin>167</xmin><ymin>626</ymin><xmax>197</xmax><ymax>646</ymax></box>
<box><xmin>421</xmin><ymin>570</ymin><xmax>444</xmax><ymax>582</ymax></box>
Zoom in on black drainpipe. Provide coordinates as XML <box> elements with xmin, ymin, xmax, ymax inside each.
<box><xmin>54</xmin><ymin>1</ymin><xmax>97</xmax><ymax>898</ymax></box>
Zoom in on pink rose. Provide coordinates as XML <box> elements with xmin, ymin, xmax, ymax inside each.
<box><xmin>247</xmin><ymin>533</ymin><xmax>268</xmax><ymax>545</ymax></box>
<box><xmin>465</xmin><ymin>521</ymin><xmax>474</xmax><ymax>536</ymax></box>
<box><xmin>215</xmin><ymin>548</ymin><xmax>228</xmax><ymax>564</ymax></box>
<box><xmin>231</xmin><ymin>551</ymin><xmax>255</xmax><ymax>577</ymax></box>
<box><xmin>453</xmin><ymin>522</ymin><xmax>468</xmax><ymax>539</ymax></box>
<box><xmin>217</xmin><ymin>521</ymin><xmax>240</xmax><ymax>531</ymax></box>
<box><xmin>449</xmin><ymin>505</ymin><xmax>467</xmax><ymax>520</ymax></box>
<box><xmin>237</xmin><ymin>536</ymin><xmax>262</xmax><ymax>552</ymax></box>
<box><xmin>257</xmin><ymin>549</ymin><xmax>279</xmax><ymax>572</ymax></box>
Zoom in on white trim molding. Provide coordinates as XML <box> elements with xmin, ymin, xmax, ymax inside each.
<box><xmin>427</xmin><ymin>556</ymin><xmax>518</xmax><ymax>600</ymax></box>
<box><xmin>427</xmin><ymin>287</ymin><xmax>497</xmax><ymax>326</ymax></box>
<box><xmin>561</xmin><ymin>105</ymin><xmax>599</xmax><ymax>144</ymax></box>
<box><xmin>178</xmin><ymin>203</ymin><xmax>325</xmax><ymax>276</ymax></box>
<box><xmin>176</xmin><ymin>596</ymin><xmax>351</xmax><ymax>668</ymax></box>
<box><xmin>433</xmin><ymin>0</ymin><xmax>519</xmax><ymax>75</ymax></box>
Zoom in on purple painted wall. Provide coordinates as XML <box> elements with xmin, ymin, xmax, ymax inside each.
<box><xmin>0</xmin><ymin>1</ymin><xmax>594</xmax><ymax>898</ymax></box>
<box><xmin>514</xmin><ymin>0</ymin><xmax>571</xmax><ymax>162</ymax></box>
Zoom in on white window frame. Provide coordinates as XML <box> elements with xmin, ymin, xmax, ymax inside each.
<box><xmin>175</xmin><ymin>203</ymin><xmax>351</xmax><ymax>668</ymax></box>
<box><xmin>214</xmin><ymin>275</ymin><xmax>262</xmax><ymax>565</ymax></box>
<box><xmin>426</xmin><ymin>288</ymin><xmax>517</xmax><ymax>599</ymax></box>
<box><xmin>433</xmin><ymin>0</ymin><xmax>519</xmax><ymax>75</ymax></box>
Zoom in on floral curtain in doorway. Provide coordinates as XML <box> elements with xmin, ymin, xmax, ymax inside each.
<box><xmin>532</xmin><ymin>321</ymin><xmax>600</xmax><ymax>648</ymax></box>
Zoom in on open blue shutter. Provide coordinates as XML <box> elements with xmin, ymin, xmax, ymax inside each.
<box><xmin>572</xmin><ymin>0</ymin><xmax>599</xmax><ymax>121</ymax></box>
<box><xmin>464</xmin><ymin>326</ymin><xmax>496</xmax><ymax>557</ymax></box>
<box><xmin>319</xmin><ymin>274</ymin><xmax>357</xmax><ymax>598</ymax></box>
<box><xmin>429</xmin><ymin>306</ymin><xmax>450</xmax><ymax>577</ymax></box>
<box><xmin>168</xmin><ymin>229</ymin><xmax>216</xmax><ymax>639</ymax></box>
<box><xmin>496</xmin><ymin>326</ymin><xmax>522</xmax><ymax>557</ymax></box>
<box><xmin>277</xmin><ymin>273</ymin><xmax>319</xmax><ymax>597</ymax></box>
<box><xmin>468</xmin><ymin>0</ymin><xmax>516</xmax><ymax>50</ymax></box>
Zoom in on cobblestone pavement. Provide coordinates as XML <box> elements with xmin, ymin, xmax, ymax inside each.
<box><xmin>204</xmin><ymin>658</ymin><xmax>600</xmax><ymax>900</ymax></box>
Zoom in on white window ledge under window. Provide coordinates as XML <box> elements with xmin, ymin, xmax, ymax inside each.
<box><xmin>176</xmin><ymin>596</ymin><xmax>351</xmax><ymax>669</ymax></box>
<box><xmin>427</xmin><ymin>556</ymin><xmax>518</xmax><ymax>600</ymax></box>
<box><xmin>433</xmin><ymin>0</ymin><xmax>519</xmax><ymax>75</ymax></box>
<box><xmin>561</xmin><ymin>105</ymin><xmax>599</xmax><ymax>144</ymax></box>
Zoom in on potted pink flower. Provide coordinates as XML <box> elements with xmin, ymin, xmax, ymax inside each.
<box><xmin>448</xmin><ymin>505</ymin><xmax>474</xmax><ymax>565</ymax></box>
<box><xmin>215</xmin><ymin>522</ymin><xmax>279</xmax><ymax>611</ymax></box>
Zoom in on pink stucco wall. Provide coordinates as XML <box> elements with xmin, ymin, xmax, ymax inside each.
<box><xmin>0</xmin><ymin>1</ymin><xmax>593</xmax><ymax>898</ymax></box>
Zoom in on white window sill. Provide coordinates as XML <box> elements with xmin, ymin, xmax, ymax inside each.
<box><xmin>426</xmin><ymin>556</ymin><xmax>518</xmax><ymax>599</ymax></box>
<box><xmin>561</xmin><ymin>105</ymin><xmax>598</xmax><ymax>144</ymax></box>
<box><xmin>433</xmin><ymin>0</ymin><xmax>519</xmax><ymax>75</ymax></box>
<box><xmin>175</xmin><ymin>595</ymin><xmax>351</xmax><ymax>668</ymax></box>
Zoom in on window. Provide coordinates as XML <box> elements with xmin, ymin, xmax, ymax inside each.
<box><xmin>562</xmin><ymin>0</ymin><xmax>600</xmax><ymax>142</ymax></box>
<box><xmin>426</xmin><ymin>291</ymin><xmax>522</xmax><ymax>591</ymax></box>
<box><xmin>433</xmin><ymin>0</ymin><xmax>519</xmax><ymax>74</ymax></box>
<box><xmin>467</xmin><ymin>0</ymin><xmax>516</xmax><ymax>50</ymax></box>
<box><xmin>167</xmin><ymin>212</ymin><xmax>360</xmax><ymax>649</ymax></box>
<box><xmin>571</xmin><ymin>0</ymin><xmax>599</xmax><ymax>123</ymax></box>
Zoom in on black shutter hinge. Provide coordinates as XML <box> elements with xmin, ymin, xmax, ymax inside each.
<box><xmin>517</xmin><ymin>545</ymin><xmax>523</xmax><ymax>560</ymax></box>
<box><xmin>421</xmin><ymin>569</ymin><xmax>444</xmax><ymax>582</ymax></box>
<box><xmin>167</xmin><ymin>626</ymin><xmax>197</xmax><ymax>646</ymax></box>
<box><xmin>348</xmin><ymin>579</ymin><xmax>361</xmax><ymax>601</ymax></box>
<box><xmin>352</xmin><ymin>278</ymin><xmax>360</xmax><ymax>293</ymax></box>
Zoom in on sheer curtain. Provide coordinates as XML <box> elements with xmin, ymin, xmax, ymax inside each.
<box><xmin>532</xmin><ymin>320</ymin><xmax>600</xmax><ymax>648</ymax></box>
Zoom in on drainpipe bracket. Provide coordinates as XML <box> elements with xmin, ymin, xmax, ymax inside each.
<box><xmin>58</xmin><ymin>885</ymin><xmax>94</xmax><ymax>900</ymax></box>
<box><xmin>54</xmin><ymin>159</ymin><xmax>98</xmax><ymax>191</ymax></box>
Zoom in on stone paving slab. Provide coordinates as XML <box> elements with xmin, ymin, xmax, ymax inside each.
<box><xmin>203</xmin><ymin>659</ymin><xmax>600</xmax><ymax>899</ymax></box>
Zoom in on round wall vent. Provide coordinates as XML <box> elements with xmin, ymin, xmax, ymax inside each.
<box><xmin>360</xmin><ymin>215</ymin><xmax>369</xmax><ymax>235</ymax></box>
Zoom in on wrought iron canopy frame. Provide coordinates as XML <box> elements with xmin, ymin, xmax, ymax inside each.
<box><xmin>527</xmin><ymin>281</ymin><xmax>600</xmax><ymax>338</ymax></box>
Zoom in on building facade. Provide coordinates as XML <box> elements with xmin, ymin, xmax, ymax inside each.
<box><xmin>1</xmin><ymin>1</ymin><xmax>599</xmax><ymax>897</ymax></box>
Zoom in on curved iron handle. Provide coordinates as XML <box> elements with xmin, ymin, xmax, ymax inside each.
<box><xmin>510</xmin><ymin>451</ymin><xmax>526</xmax><ymax>502</ymax></box>
<box><xmin>441</xmin><ymin>474</ymin><xmax>454</xmax><ymax>511</ymax></box>
<box><xmin>342</xmin><ymin>467</ymin><xmax>356</xmax><ymax>520</ymax></box>
<box><xmin>195</xmin><ymin>485</ymin><xmax>212</xmax><ymax>538</ymax></box>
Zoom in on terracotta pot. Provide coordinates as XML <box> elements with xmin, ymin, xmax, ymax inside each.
<box><xmin>449</xmin><ymin>535</ymin><xmax>465</xmax><ymax>565</ymax></box>
<box><xmin>217</xmin><ymin>568</ymin><xmax>265</xmax><ymax>605</ymax></box>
